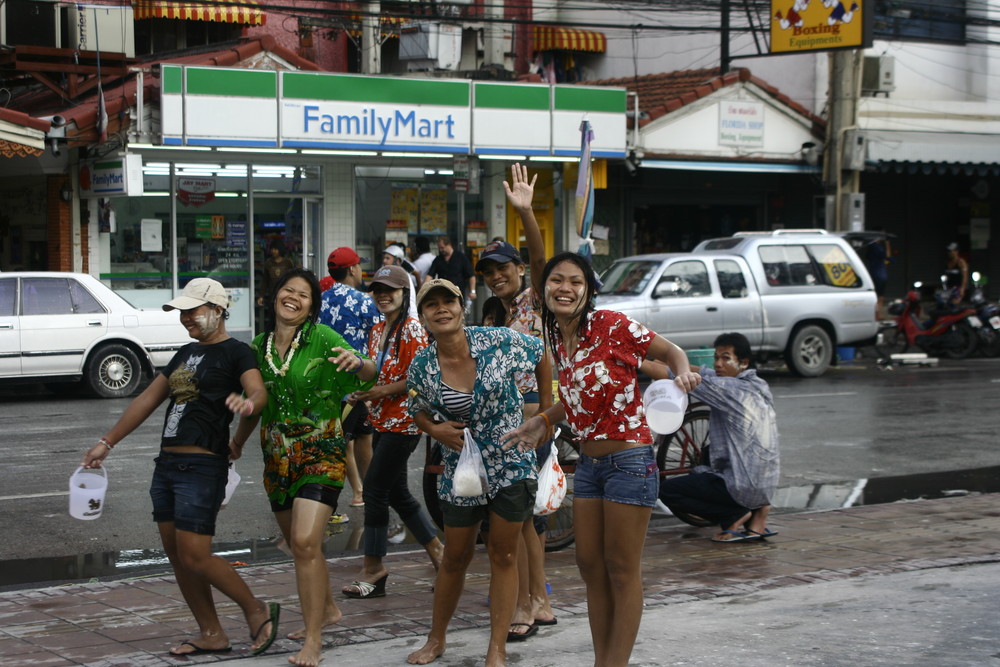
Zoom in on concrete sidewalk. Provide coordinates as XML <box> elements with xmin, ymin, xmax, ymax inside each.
<box><xmin>2</xmin><ymin>493</ymin><xmax>999</xmax><ymax>667</ymax></box>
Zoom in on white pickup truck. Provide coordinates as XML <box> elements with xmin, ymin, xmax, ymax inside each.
<box><xmin>595</xmin><ymin>230</ymin><xmax>878</xmax><ymax>376</ymax></box>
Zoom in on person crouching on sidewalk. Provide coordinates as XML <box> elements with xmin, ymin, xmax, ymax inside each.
<box><xmin>658</xmin><ymin>332</ymin><xmax>780</xmax><ymax>543</ymax></box>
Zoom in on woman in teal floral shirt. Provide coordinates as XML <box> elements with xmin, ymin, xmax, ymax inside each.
<box><xmin>405</xmin><ymin>278</ymin><xmax>545</xmax><ymax>667</ymax></box>
<box><xmin>231</xmin><ymin>268</ymin><xmax>375</xmax><ymax>667</ymax></box>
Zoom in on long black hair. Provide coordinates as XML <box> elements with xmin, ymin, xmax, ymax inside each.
<box><xmin>540</xmin><ymin>252</ymin><xmax>599</xmax><ymax>365</ymax></box>
<box><xmin>270</xmin><ymin>267</ymin><xmax>322</xmax><ymax>343</ymax></box>
<box><xmin>374</xmin><ymin>284</ymin><xmax>411</xmax><ymax>360</ymax></box>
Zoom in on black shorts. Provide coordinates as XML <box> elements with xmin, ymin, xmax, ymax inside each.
<box><xmin>441</xmin><ymin>479</ymin><xmax>537</xmax><ymax>527</ymax></box>
<box><xmin>342</xmin><ymin>400</ymin><xmax>373</xmax><ymax>438</ymax></box>
<box><xmin>269</xmin><ymin>482</ymin><xmax>342</xmax><ymax>513</ymax></box>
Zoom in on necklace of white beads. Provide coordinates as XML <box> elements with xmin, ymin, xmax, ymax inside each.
<box><xmin>266</xmin><ymin>327</ymin><xmax>303</xmax><ymax>377</ymax></box>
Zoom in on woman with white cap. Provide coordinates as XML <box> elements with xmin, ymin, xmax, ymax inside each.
<box><xmin>342</xmin><ymin>264</ymin><xmax>444</xmax><ymax>600</ymax></box>
<box><xmin>80</xmin><ymin>278</ymin><xmax>280</xmax><ymax>658</ymax></box>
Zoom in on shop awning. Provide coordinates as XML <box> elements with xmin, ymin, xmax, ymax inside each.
<box><xmin>866</xmin><ymin>130</ymin><xmax>1000</xmax><ymax>174</ymax></box>
<box><xmin>133</xmin><ymin>0</ymin><xmax>265</xmax><ymax>25</ymax></box>
<box><xmin>532</xmin><ymin>26</ymin><xmax>606</xmax><ymax>53</ymax></box>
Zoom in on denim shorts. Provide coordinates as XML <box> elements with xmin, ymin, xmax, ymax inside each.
<box><xmin>574</xmin><ymin>445</ymin><xmax>658</xmax><ymax>507</ymax></box>
<box><xmin>150</xmin><ymin>451</ymin><xmax>229</xmax><ymax>535</ymax></box>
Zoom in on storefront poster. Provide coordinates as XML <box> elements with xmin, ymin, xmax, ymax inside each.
<box><xmin>227</xmin><ymin>220</ymin><xmax>247</xmax><ymax>246</ymax></box>
<box><xmin>195</xmin><ymin>215</ymin><xmax>214</xmax><ymax>239</ymax></box>
<box><xmin>390</xmin><ymin>184</ymin><xmax>419</xmax><ymax>234</ymax></box>
<box><xmin>177</xmin><ymin>178</ymin><xmax>216</xmax><ymax>206</ymax></box>
<box><xmin>420</xmin><ymin>185</ymin><xmax>448</xmax><ymax>236</ymax></box>
<box><xmin>770</xmin><ymin>0</ymin><xmax>869</xmax><ymax>54</ymax></box>
<box><xmin>141</xmin><ymin>219</ymin><xmax>163</xmax><ymax>252</ymax></box>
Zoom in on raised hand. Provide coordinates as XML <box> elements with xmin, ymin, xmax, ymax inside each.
<box><xmin>503</xmin><ymin>162</ymin><xmax>537</xmax><ymax>213</ymax></box>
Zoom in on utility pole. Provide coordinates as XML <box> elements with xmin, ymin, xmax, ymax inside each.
<box><xmin>720</xmin><ymin>0</ymin><xmax>730</xmax><ymax>74</ymax></box>
<box><xmin>361</xmin><ymin>0</ymin><xmax>381</xmax><ymax>74</ymax></box>
<box><xmin>824</xmin><ymin>49</ymin><xmax>864</xmax><ymax>231</ymax></box>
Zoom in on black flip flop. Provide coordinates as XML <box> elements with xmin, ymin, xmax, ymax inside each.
<box><xmin>506</xmin><ymin>622</ymin><xmax>538</xmax><ymax>642</ymax></box>
<box><xmin>250</xmin><ymin>602</ymin><xmax>281</xmax><ymax>655</ymax></box>
<box><xmin>534</xmin><ymin>617</ymin><xmax>558</xmax><ymax>626</ymax></box>
<box><xmin>168</xmin><ymin>641</ymin><xmax>233</xmax><ymax>656</ymax></box>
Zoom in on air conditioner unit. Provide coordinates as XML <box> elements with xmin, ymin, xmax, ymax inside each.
<box><xmin>65</xmin><ymin>5</ymin><xmax>135</xmax><ymax>57</ymax></box>
<box><xmin>400</xmin><ymin>22</ymin><xmax>462</xmax><ymax>71</ymax></box>
<box><xmin>862</xmin><ymin>56</ymin><xmax>895</xmax><ymax>94</ymax></box>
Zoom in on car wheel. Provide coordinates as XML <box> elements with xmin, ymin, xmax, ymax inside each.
<box><xmin>85</xmin><ymin>344</ymin><xmax>142</xmax><ymax>398</ymax></box>
<box><xmin>785</xmin><ymin>324</ymin><xmax>833</xmax><ymax>377</ymax></box>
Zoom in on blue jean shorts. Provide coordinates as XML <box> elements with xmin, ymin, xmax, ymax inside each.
<box><xmin>574</xmin><ymin>445</ymin><xmax>658</xmax><ymax>507</ymax></box>
<box><xmin>150</xmin><ymin>451</ymin><xmax>229</xmax><ymax>535</ymax></box>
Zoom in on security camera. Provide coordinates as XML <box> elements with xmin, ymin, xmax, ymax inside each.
<box><xmin>624</xmin><ymin>158</ymin><xmax>638</xmax><ymax>176</ymax></box>
<box><xmin>49</xmin><ymin>138</ymin><xmax>61</xmax><ymax>157</ymax></box>
<box><xmin>801</xmin><ymin>141</ymin><xmax>819</xmax><ymax>166</ymax></box>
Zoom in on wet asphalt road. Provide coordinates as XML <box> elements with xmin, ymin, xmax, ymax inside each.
<box><xmin>2</xmin><ymin>354</ymin><xmax>1000</xmax><ymax>567</ymax></box>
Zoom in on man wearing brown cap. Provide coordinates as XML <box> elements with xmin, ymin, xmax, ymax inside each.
<box><xmin>320</xmin><ymin>247</ymin><xmax>384</xmax><ymax>510</ymax></box>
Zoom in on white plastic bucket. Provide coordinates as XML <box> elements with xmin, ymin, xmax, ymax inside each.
<box><xmin>643</xmin><ymin>379</ymin><xmax>689</xmax><ymax>435</ymax></box>
<box><xmin>221</xmin><ymin>463</ymin><xmax>241</xmax><ymax>508</ymax></box>
<box><xmin>68</xmin><ymin>466</ymin><xmax>109</xmax><ymax>520</ymax></box>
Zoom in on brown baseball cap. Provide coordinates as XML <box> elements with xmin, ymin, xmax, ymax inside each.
<box><xmin>416</xmin><ymin>278</ymin><xmax>462</xmax><ymax>310</ymax></box>
<box><xmin>369</xmin><ymin>264</ymin><xmax>410</xmax><ymax>290</ymax></box>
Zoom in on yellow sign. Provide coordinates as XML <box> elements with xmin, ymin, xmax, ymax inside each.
<box><xmin>770</xmin><ymin>0</ymin><xmax>867</xmax><ymax>54</ymax></box>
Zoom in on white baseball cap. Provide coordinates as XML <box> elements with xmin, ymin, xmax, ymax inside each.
<box><xmin>163</xmin><ymin>278</ymin><xmax>230</xmax><ymax>311</ymax></box>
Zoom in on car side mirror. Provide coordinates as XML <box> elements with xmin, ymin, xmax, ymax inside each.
<box><xmin>653</xmin><ymin>280</ymin><xmax>681</xmax><ymax>298</ymax></box>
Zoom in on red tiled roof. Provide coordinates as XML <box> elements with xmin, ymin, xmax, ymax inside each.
<box><xmin>586</xmin><ymin>67</ymin><xmax>825</xmax><ymax>136</ymax></box>
<box><xmin>0</xmin><ymin>106</ymin><xmax>51</xmax><ymax>132</ymax></box>
<box><xmin>14</xmin><ymin>36</ymin><xmax>324</xmax><ymax>148</ymax></box>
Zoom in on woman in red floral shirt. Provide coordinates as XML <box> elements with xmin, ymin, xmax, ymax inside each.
<box><xmin>341</xmin><ymin>264</ymin><xmax>444</xmax><ymax>599</ymax></box>
<box><xmin>504</xmin><ymin>251</ymin><xmax>701</xmax><ymax>667</ymax></box>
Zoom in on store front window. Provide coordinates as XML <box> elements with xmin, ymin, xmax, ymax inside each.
<box><xmin>101</xmin><ymin>161</ymin><xmax>321</xmax><ymax>338</ymax></box>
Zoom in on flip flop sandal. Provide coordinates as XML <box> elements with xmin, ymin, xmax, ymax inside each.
<box><xmin>169</xmin><ymin>641</ymin><xmax>232</xmax><ymax>656</ymax></box>
<box><xmin>506</xmin><ymin>623</ymin><xmax>538</xmax><ymax>642</ymax></box>
<box><xmin>250</xmin><ymin>602</ymin><xmax>281</xmax><ymax>655</ymax></box>
<box><xmin>711</xmin><ymin>529</ymin><xmax>762</xmax><ymax>543</ymax></box>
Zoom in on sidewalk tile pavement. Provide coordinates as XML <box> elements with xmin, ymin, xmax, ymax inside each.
<box><xmin>1</xmin><ymin>493</ymin><xmax>999</xmax><ymax>666</ymax></box>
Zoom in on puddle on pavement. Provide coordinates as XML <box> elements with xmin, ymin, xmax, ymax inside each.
<box><xmin>0</xmin><ymin>518</ymin><xmax>411</xmax><ymax>589</ymax></box>
<box><xmin>5</xmin><ymin>465</ymin><xmax>1000</xmax><ymax>589</ymax></box>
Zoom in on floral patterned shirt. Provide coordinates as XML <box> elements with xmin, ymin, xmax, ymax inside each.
<box><xmin>367</xmin><ymin>316</ymin><xmax>428</xmax><ymax>434</ymax></box>
<box><xmin>318</xmin><ymin>282</ymin><xmax>383</xmax><ymax>352</ymax></box>
<box><xmin>407</xmin><ymin>326</ymin><xmax>544</xmax><ymax>506</ymax></box>
<box><xmin>483</xmin><ymin>287</ymin><xmax>543</xmax><ymax>395</ymax></box>
<box><xmin>251</xmin><ymin>322</ymin><xmax>374</xmax><ymax>504</ymax></box>
<box><xmin>553</xmin><ymin>310</ymin><xmax>655</xmax><ymax>444</ymax></box>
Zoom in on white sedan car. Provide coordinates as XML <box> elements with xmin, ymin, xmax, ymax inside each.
<box><xmin>0</xmin><ymin>272</ymin><xmax>192</xmax><ymax>397</ymax></box>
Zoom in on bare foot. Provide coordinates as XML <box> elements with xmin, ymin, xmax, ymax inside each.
<box><xmin>288</xmin><ymin>640</ymin><xmax>323</xmax><ymax>666</ymax></box>
<box><xmin>286</xmin><ymin>606</ymin><xmax>343</xmax><ymax>641</ymax></box>
<box><xmin>407</xmin><ymin>637</ymin><xmax>445</xmax><ymax>665</ymax></box>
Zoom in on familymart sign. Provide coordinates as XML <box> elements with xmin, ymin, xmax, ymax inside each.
<box><xmin>159</xmin><ymin>66</ymin><xmax>626</xmax><ymax>158</ymax></box>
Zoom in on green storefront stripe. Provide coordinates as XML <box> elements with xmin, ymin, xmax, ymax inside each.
<box><xmin>474</xmin><ymin>83</ymin><xmax>549</xmax><ymax>110</ymax></box>
<box><xmin>186</xmin><ymin>68</ymin><xmax>277</xmax><ymax>98</ymax></box>
<box><xmin>554</xmin><ymin>86</ymin><xmax>625</xmax><ymax>113</ymax></box>
<box><xmin>162</xmin><ymin>66</ymin><xmax>183</xmax><ymax>95</ymax></box>
<box><xmin>283</xmin><ymin>73</ymin><xmax>469</xmax><ymax>106</ymax></box>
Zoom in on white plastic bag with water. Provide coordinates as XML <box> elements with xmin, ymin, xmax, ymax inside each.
<box><xmin>534</xmin><ymin>429</ymin><xmax>567</xmax><ymax>516</ymax></box>
<box><xmin>453</xmin><ymin>428</ymin><xmax>488</xmax><ymax>497</ymax></box>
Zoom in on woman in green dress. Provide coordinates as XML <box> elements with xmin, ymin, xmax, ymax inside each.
<box><xmin>231</xmin><ymin>268</ymin><xmax>375</xmax><ymax>667</ymax></box>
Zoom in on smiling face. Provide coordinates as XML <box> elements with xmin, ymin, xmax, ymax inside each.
<box><xmin>480</xmin><ymin>259</ymin><xmax>524</xmax><ymax>301</ymax></box>
<box><xmin>419</xmin><ymin>289</ymin><xmax>464</xmax><ymax>336</ymax></box>
<box><xmin>274</xmin><ymin>276</ymin><xmax>313</xmax><ymax>328</ymax></box>
<box><xmin>544</xmin><ymin>259</ymin><xmax>589</xmax><ymax>319</ymax></box>
<box><xmin>372</xmin><ymin>284</ymin><xmax>405</xmax><ymax>316</ymax></box>
<box><xmin>179</xmin><ymin>303</ymin><xmax>223</xmax><ymax>340</ymax></box>
<box><xmin>714</xmin><ymin>345</ymin><xmax>748</xmax><ymax>377</ymax></box>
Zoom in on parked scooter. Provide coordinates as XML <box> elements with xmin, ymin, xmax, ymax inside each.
<box><xmin>876</xmin><ymin>281</ymin><xmax>981</xmax><ymax>360</ymax></box>
<box><xmin>968</xmin><ymin>272</ymin><xmax>1000</xmax><ymax>357</ymax></box>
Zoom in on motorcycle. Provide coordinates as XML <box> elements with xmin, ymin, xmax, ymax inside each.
<box><xmin>968</xmin><ymin>272</ymin><xmax>1000</xmax><ymax>357</ymax></box>
<box><xmin>876</xmin><ymin>281</ymin><xmax>982</xmax><ymax>360</ymax></box>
